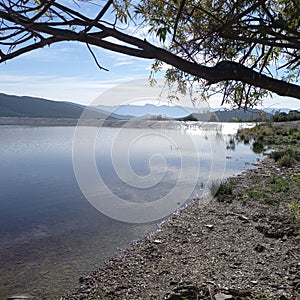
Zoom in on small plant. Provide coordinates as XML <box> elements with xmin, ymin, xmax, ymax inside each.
<box><xmin>289</xmin><ymin>202</ymin><xmax>300</xmax><ymax>235</ymax></box>
<box><xmin>278</xmin><ymin>153</ymin><xmax>296</xmax><ymax>167</ymax></box>
<box><xmin>252</xmin><ymin>141</ymin><xmax>264</xmax><ymax>154</ymax></box>
<box><xmin>237</xmin><ymin>133</ymin><xmax>250</xmax><ymax>144</ymax></box>
<box><xmin>267</xmin><ymin>175</ymin><xmax>290</xmax><ymax>193</ymax></box>
<box><xmin>248</xmin><ymin>189</ymin><xmax>265</xmax><ymax>199</ymax></box>
<box><xmin>209</xmin><ymin>180</ymin><xmax>233</xmax><ymax>202</ymax></box>
<box><xmin>226</xmin><ymin>137</ymin><xmax>236</xmax><ymax>150</ymax></box>
<box><xmin>216</xmin><ymin>181</ymin><xmax>233</xmax><ymax>197</ymax></box>
<box><xmin>269</xmin><ymin>149</ymin><xmax>300</xmax><ymax>163</ymax></box>
<box><xmin>263</xmin><ymin>197</ymin><xmax>280</xmax><ymax>205</ymax></box>
<box><xmin>243</xmin><ymin>136</ymin><xmax>250</xmax><ymax>144</ymax></box>
<box><xmin>290</xmin><ymin>202</ymin><xmax>300</xmax><ymax>223</ymax></box>
<box><xmin>288</xmin><ymin>128</ymin><xmax>298</xmax><ymax>135</ymax></box>
<box><xmin>255</xmin><ymin>291</ymin><xmax>267</xmax><ymax>299</ymax></box>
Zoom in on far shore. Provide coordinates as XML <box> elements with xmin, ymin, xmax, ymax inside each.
<box><xmin>0</xmin><ymin>117</ymin><xmax>181</xmax><ymax>128</ymax></box>
<box><xmin>0</xmin><ymin>117</ymin><xmax>229</xmax><ymax>129</ymax></box>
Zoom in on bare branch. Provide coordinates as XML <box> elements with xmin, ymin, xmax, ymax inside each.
<box><xmin>86</xmin><ymin>42</ymin><xmax>108</xmax><ymax>71</ymax></box>
<box><xmin>172</xmin><ymin>0</ymin><xmax>186</xmax><ymax>42</ymax></box>
<box><xmin>84</xmin><ymin>0</ymin><xmax>113</xmax><ymax>33</ymax></box>
<box><xmin>0</xmin><ymin>36</ymin><xmax>64</xmax><ymax>63</ymax></box>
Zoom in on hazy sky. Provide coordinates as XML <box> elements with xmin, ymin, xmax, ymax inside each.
<box><xmin>0</xmin><ymin>41</ymin><xmax>155</xmax><ymax>104</ymax></box>
<box><xmin>0</xmin><ymin>3</ymin><xmax>299</xmax><ymax>110</ymax></box>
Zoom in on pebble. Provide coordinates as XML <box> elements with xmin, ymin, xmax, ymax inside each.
<box><xmin>153</xmin><ymin>239</ymin><xmax>163</xmax><ymax>244</ymax></box>
<box><xmin>214</xmin><ymin>293</ymin><xmax>233</xmax><ymax>300</ymax></box>
<box><xmin>7</xmin><ymin>295</ymin><xmax>34</xmax><ymax>300</ymax></box>
<box><xmin>205</xmin><ymin>224</ymin><xmax>214</xmax><ymax>229</ymax></box>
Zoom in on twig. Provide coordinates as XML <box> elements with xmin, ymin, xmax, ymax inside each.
<box><xmin>86</xmin><ymin>43</ymin><xmax>109</xmax><ymax>71</ymax></box>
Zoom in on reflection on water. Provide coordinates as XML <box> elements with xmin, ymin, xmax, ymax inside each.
<box><xmin>0</xmin><ymin>123</ymin><xmax>261</xmax><ymax>299</ymax></box>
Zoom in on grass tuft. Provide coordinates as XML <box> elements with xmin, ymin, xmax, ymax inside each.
<box><xmin>278</xmin><ymin>154</ymin><xmax>296</xmax><ymax>167</ymax></box>
<box><xmin>209</xmin><ymin>180</ymin><xmax>233</xmax><ymax>203</ymax></box>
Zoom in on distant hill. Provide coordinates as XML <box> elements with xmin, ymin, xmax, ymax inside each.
<box><xmin>0</xmin><ymin>93</ymin><xmax>292</xmax><ymax>122</ymax></box>
<box><xmin>0</xmin><ymin>93</ymin><xmax>125</xmax><ymax>119</ymax></box>
<box><xmin>0</xmin><ymin>93</ymin><xmax>87</xmax><ymax>118</ymax></box>
<box><xmin>178</xmin><ymin>108</ymin><xmax>273</xmax><ymax>122</ymax></box>
<box><xmin>94</xmin><ymin>104</ymin><xmax>278</xmax><ymax>122</ymax></box>
<box><xmin>94</xmin><ymin>104</ymin><xmax>196</xmax><ymax>118</ymax></box>
<box><xmin>214</xmin><ymin>108</ymin><xmax>273</xmax><ymax>122</ymax></box>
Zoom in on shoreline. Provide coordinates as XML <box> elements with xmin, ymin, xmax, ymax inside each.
<box><xmin>0</xmin><ymin>117</ymin><xmax>248</xmax><ymax>129</ymax></box>
<box><xmin>61</xmin><ymin>122</ymin><xmax>300</xmax><ymax>300</ymax></box>
<box><xmin>0</xmin><ymin>117</ymin><xmax>183</xmax><ymax>129</ymax></box>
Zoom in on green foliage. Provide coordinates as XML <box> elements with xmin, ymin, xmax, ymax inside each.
<box><xmin>267</xmin><ymin>176</ymin><xmax>291</xmax><ymax>193</ymax></box>
<box><xmin>255</xmin><ymin>291</ymin><xmax>267</xmax><ymax>299</ymax></box>
<box><xmin>113</xmin><ymin>0</ymin><xmax>132</xmax><ymax>23</ymax></box>
<box><xmin>277</xmin><ymin>154</ymin><xmax>296</xmax><ymax>167</ymax></box>
<box><xmin>273</xmin><ymin>110</ymin><xmax>300</xmax><ymax>122</ymax></box>
<box><xmin>237</xmin><ymin>122</ymin><xmax>300</xmax><ymax>147</ymax></box>
<box><xmin>134</xmin><ymin>0</ymin><xmax>300</xmax><ymax>107</ymax></box>
<box><xmin>289</xmin><ymin>202</ymin><xmax>300</xmax><ymax>235</ymax></box>
<box><xmin>269</xmin><ymin>149</ymin><xmax>300</xmax><ymax>163</ymax></box>
<box><xmin>209</xmin><ymin>180</ymin><xmax>233</xmax><ymax>203</ymax></box>
<box><xmin>247</xmin><ymin>188</ymin><xmax>267</xmax><ymax>200</ymax></box>
<box><xmin>252</xmin><ymin>141</ymin><xmax>264</xmax><ymax>154</ymax></box>
<box><xmin>244</xmin><ymin>174</ymin><xmax>294</xmax><ymax>205</ymax></box>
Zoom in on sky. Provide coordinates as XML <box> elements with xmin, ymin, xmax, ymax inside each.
<box><xmin>0</xmin><ymin>2</ymin><xmax>299</xmax><ymax>110</ymax></box>
<box><xmin>0</xmin><ymin>42</ymin><xmax>157</xmax><ymax>105</ymax></box>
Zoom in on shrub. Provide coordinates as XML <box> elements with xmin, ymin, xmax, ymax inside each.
<box><xmin>252</xmin><ymin>141</ymin><xmax>264</xmax><ymax>154</ymax></box>
<box><xmin>278</xmin><ymin>154</ymin><xmax>296</xmax><ymax>167</ymax></box>
<box><xmin>269</xmin><ymin>149</ymin><xmax>300</xmax><ymax>162</ymax></box>
<box><xmin>290</xmin><ymin>202</ymin><xmax>300</xmax><ymax>223</ymax></box>
<box><xmin>209</xmin><ymin>180</ymin><xmax>233</xmax><ymax>202</ymax></box>
<box><xmin>289</xmin><ymin>202</ymin><xmax>300</xmax><ymax>235</ymax></box>
<box><xmin>216</xmin><ymin>181</ymin><xmax>233</xmax><ymax>197</ymax></box>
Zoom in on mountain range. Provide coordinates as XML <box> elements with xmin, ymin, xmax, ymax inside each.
<box><xmin>94</xmin><ymin>104</ymin><xmax>195</xmax><ymax>118</ymax></box>
<box><xmin>0</xmin><ymin>92</ymin><xmax>297</xmax><ymax>122</ymax></box>
<box><xmin>180</xmin><ymin>109</ymin><xmax>274</xmax><ymax>122</ymax></box>
<box><xmin>0</xmin><ymin>93</ymin><xmax>125</xmax><ymax>119</ymax></box>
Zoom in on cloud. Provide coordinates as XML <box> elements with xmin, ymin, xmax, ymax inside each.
<box><xmin>0</xmin><ymin>74</ymin><xmax>54</xmax><ymax>82</ymax></box>
<box><xmin>0</xmin><ymin>73</ymin><xmax>122</xmax><ymax>104</ymax></box>
<box><xmin>113</xmin><ymin>61</ymin><xmax>134</xmax><ymax>67</ymax></box>
<box><xmin>16</xmin><ymin>42</ymin><xmax>88</xmax><ymax>64</ymax></box>
<box><xmin>112</xmin><ymin>56</ymin><xmax>136</xmax><ymax>67</ymax></box>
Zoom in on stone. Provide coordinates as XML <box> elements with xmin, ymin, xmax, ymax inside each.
<box><xmin>254</xmin><ymin>244</ymin><xmax>266</xmax><ymax>253</ymax></box>
<box><xmin>153</xmin><ymin>239</ymin><xmax>163</xmax><ymax>244</ymax></box>
<box><xmin>237</xmin><ymin>214</ymin><xmax>250</xmax><ymax>223</ymax></box>
<box><xmin>214</xmin><ymin>293</ymin><xmax>233</xmax><ymax>300</ymax></box>
<box><xmin>7</xmin><ymin>295</ymin><xmax>34</xmax><ymax>300</ymax></box>
<box><xmin>205</xmin><ymin>224</ymin><xmax>214</xmax><ymax>229</ymax></box>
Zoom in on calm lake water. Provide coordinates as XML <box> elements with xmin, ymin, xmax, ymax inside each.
<box><xmin>0</xmin><ymin>123</ymin><xmax>261</xmax><ymax>299</ymax></box>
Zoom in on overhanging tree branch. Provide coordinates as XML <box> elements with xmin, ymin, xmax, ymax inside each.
<box><xmin>0</xmin><ymin>0</ymin><xmax>300</xmax><ymax>106</ymax></box>
<box><xmin>12</xmin><ymin>20</ymin><xmax>300</xmax><ymax>99</ymax></box>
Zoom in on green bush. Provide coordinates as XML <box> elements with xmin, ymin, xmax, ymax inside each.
<box><xmin>252</xmin><ymin>141</ymin><xmax>264</xmax><ymax>153</ymax></box>
<box><xmin>269</xmin><ymin>149</ymin><xmax>300</xmax><ymax>162</ymax></box>
<box><xmin>289</xmin><ymin>202</ymin><xmax>300</xmax><ymax>235</ymax></box>
<box><xmin>209</xmin><ymin>180</ymin><xmax>233</xmax><ymax>202</ymax></box>
<box><xmin>278</xmin><ymin>154</ymin><xmax>296</xmax><ymax>167</ymax></box>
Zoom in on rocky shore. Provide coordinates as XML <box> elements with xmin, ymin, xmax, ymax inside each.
<box><xmin>61</xmin><ymin>122</ymin><xmax>300</xmax><ymax>300</ymax></box>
